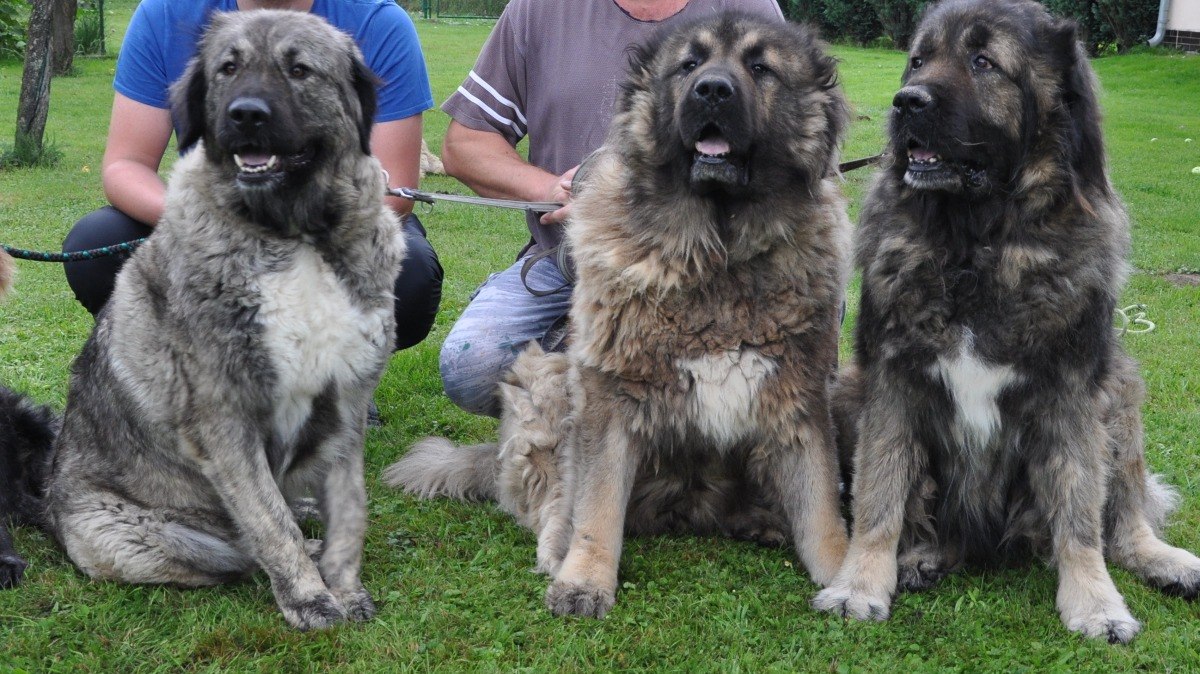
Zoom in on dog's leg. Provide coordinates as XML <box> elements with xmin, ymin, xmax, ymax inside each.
<box><xmin>533</xmin><ymin>439</ymin><xmax>575</xmax><ymax>576</ymax></box>
<box><xmin>1027</xmin><ymin>406</ymin><xmax>1140</xmax><ymax>644</ymax></box>
<box><xmin>813</xmin><ymin>381</ymin><xmax>922</xmax><ymax>620</ymax></box>
<box><xmin>54</xmin><ymin>495</ymin><xmax>256</xmax><ymax>586</ymax></box>
<box><xmin>1103</xmin><ymin>360</ymin><xmax>1200</xmax><ymax>599</ymax></box>
<box><xmin>182</xmin><ymin>432</ymin><xmax>345</xmax><ymax>631</ymax></box>
<box><xmin>544</xmin><ymin>397</ymin><xmax>639</xmax><ymax>619</ymax></box>
<box><xmin>757</xmin><ymin>414</ymin><xmax>848</xmax><ymax>586</ymax></box>
<box><xmin>315</xmin><ymin>423</ymin><xmax>375</xmax><ymax>622</ymax></box>
<box><xmin>0</xmin><ymin>521</ymin><xmax>28</xmax><ymax>588</ymax></box>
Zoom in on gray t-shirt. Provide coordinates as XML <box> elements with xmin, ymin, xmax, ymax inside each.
<box><xmin>442</xmin><ymin>0</ymin><xmax>785</xmax><ymax>257</ymax></box>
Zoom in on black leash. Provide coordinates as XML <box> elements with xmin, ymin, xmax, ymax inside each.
<box><xmin>2</xmin><ymin>240</ymin><xmax>146</xmax><ymax>263</ymax></box>
<box><xmin>2</xmin><ymin>155</ymin><xmax>886</xmax><ymax>264</ymax></box>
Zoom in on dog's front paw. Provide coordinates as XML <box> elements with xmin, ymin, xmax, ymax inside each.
<box><xmin>279</xmin><ymin>590</ymin><xmax>347</xmax><ymax>631</ymax></box>
<box><xmin>334</xmin><ymin>586</ymin><xmax>377</xmax><ymax>622</ymax></box>
<box><xmin>0</xmin><ymin>553</ymin><xmax>29</xmax><ymax>588</ymax></box>
<box><xmin>545</xmin><ymin>579</ymin><xmax>616</xmax><ymax>618</ymax></box>
<box><xmin>812</xmin><ymin>582</ymin><xmax>892</xmax><ymax>621</ymax></box>
<box><xmin>1060</xmin><ymin>602</ymin><xmax>1140</xmax><ymax>644</ymax></box>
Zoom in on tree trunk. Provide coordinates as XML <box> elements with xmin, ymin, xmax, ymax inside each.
<box><xmin>51</xmin><ymin>0</ymin><xmax>77</xmax><ymax>75</ymax></box>
<box><xmin>16</xmin><ymin>0</ymin><xmax>54</xmax><ymax>160</ymax></box>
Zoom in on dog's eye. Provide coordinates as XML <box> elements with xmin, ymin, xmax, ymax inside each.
<box><xmin>289</xmin><ymin>64</ymin><xmax>311</xmax><ymax>79</ymax></box>
<box><xmin>910</xmin><ymin>57</ymin><xmax>924</xmax><ymax>70</ymax></box>
<box><xmin>220</xmin><ymin>61</ymin><xmax>237</xmax><ymax>76</ymax></box>
<box><xmin>750</xmin><ymin>62</ymin><xmax>772</xmax><ymax>77</ymax></box>
<box><xmin>973</xmin><ymin>55</ymin><xmax>994</xmax><ymax>70</ymax></box>
<box><xmin>681</xmin><ymin>60</ymin><xmax>699</xmax><ymax>74</ymax></box>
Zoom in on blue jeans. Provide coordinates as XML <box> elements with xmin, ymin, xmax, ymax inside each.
<box><xmin>440</xmin><ymin>252</ymin><xmax>572</xmax><ymax>417</ymax></box>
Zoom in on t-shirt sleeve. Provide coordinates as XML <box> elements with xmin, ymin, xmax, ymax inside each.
<box><xmin>113</xmin><ymin>0</ymin><xmax>171</xmax><ymax>109</ymax></box>
<box><xmin>440</xmin><ymin>4</ymin><xmax>528</xmax><ymax>146</ymax></box>
<box><xmin>360</xmin><ymin>3</ymin><xmax>434</xmax><ymax>122</ymax></box>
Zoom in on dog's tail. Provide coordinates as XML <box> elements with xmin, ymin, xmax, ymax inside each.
<box><xmin>0</xmin><ymin>249</ymin><xmax>14</xmax><ymax>297</ymax></box>
<box><xmin>381</xmin><ymin>437</ymin><xmax>499</xmax><ymax>502</ymax></box>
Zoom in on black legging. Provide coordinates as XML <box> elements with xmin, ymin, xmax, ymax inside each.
<box><xmin>62</xmin><ymin>206</ymin><xmax>442</xmax><ymax>351</ymax></box>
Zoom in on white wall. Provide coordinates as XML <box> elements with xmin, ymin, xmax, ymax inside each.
<box><xmin>1167</xmin><ymin>0</ymin><xmax>1200</xmax><ymax>32</ymax></box>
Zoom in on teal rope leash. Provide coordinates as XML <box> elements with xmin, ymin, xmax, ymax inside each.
<box><xmin>2</xmin><ymin>239</ymin><xmax>147</xmax><ymax>263</ymax></box>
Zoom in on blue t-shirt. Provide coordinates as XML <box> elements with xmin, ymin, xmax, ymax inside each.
<box><xmin>115</xmin><ymin>0</ymin><xmax>433</xmax><ymax>139</ymax></box>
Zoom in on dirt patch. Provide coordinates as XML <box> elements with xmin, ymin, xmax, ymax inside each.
<box><xmin>1164</xmin><ymin>273</ymin><xmax>1200</xmax><ymax>287</ymax></box>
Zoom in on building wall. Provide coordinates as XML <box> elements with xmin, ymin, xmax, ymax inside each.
<box><xmin>1167</xmin><ymin>0</ymin><xmax>1200</xmax><ymax>32</ymax></box>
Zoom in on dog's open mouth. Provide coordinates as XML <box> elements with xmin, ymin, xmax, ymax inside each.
<box><xmin>903</xmin><ymin>139</ymin><xmax>977</xmax><ymax>192</ymax></box>
<box><xmin>690</xmin><ymin>125</ymin><xmax>748</xmax><ymax>188</ymax></box>
<box><xmin>232</xmin><ymin>146</ymin><xmax>315</xmax><ymax>187</ymax></box>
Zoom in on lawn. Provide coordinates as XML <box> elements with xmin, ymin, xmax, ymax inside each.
<box><xmin>1</xmin><ymin>2</ymin><xmax>1198</xmax><ymax>671</ymax></box>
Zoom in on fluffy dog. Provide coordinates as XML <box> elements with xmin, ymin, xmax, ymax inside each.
<box><xmin>43</xmin><ymin>11</ymin><xmax>404</xmax><ymax>630</ymax></box>
<box><xmin>387</xmin><ymin>13</ymin><xmax>852</xmax><ymax>618</ymax></box>
<box><xmin>813</xmin><ymin>0</ymin><xmax>1200</xmax><ymax>643</ymax></box>
<box><xmin>0</xmin><ymin>252</ymin><xmax>59</xmax><ymax>589</ymax></box>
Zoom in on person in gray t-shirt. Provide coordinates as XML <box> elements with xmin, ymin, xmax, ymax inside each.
<box><xmin>438</xmin><ymin>0</ymin><xmax>784</xmax><ymax>417</ymax></box>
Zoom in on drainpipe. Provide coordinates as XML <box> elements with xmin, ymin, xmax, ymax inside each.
<box><xmin>1148</xmin><ymin>0</ymin><xmax>1171</xmax><ymax>47</ymax></box>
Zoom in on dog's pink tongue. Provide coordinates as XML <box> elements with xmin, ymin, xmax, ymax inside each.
<box><xmin>910</xmin><ymin>148</ymin><xmax>938</xmax><ymax>162</ymax></box>
<box><xmin>237</xmin><ymin>152</ymin><xmax>272</xmax><ymax>167</ymax></box>
<box><xmin>696</xmin><ymin>138</ymin><xmax>730</xmax><ymax>156</ymax></box>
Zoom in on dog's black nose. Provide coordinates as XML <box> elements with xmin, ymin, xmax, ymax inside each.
<box><xmin>227</xmin><ymin>97</ymin><xmax>272</xmax><ymax>129</ymax></box>
<box><xmin>693</xmin><ymin>75</ymin><xmax>735</xmax><ymax>106</ymax></box>
<box><xmin>893</xmin><ymin>86</ymin><xmax>934</xmax><ymax>114</ymax></box>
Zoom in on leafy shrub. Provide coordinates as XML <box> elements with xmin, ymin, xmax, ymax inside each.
<box><xmin>75</xmin><ymin>1</ymin><xmax>104</xmax><ymax>56</ymax></box>
<box><xmin>1094</xmin><ymin>0</ymin><xmax>1158</xmax><ymax>52</ymax></box>
<box><xmin>0</xmin><ymin>0</ymin><xmax>26</xmax><ymax>60</ymax></box>
<box><xmin>1041</xmin><ymin>0</ymin><xmax>1114</xmax><ymax>55</ymax></box>
<box><xmin>867</xmin><ymin>0</ymin><xmax>929</xmax><ymax>49</ymax></box>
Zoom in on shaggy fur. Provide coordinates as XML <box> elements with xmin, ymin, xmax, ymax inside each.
<box><xmin>813</xmin><ymin>0</ymin><xmax>1200</xmax><ymax>644</ymax></box>
<box><xmin>0</xmin><ymin>251</ymin><xmax>59</xmax><ymax>588</ymax></box>
<box><xmin>43</xmin><ymin>11</ymin><xmax>404</xmax><ymax>630</ymax></box>
<box><xmin>387</xmin><ymin>13</ymin><xmax>853</xmax><ymax>618</ymax></box>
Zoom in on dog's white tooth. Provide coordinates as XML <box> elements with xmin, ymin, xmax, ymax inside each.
<box><xmin>267</xmin><ymin>155</ymin><xmax>279</xmax><ymax>170</ymax></box>
<box><xmin>234</xmin><ymin>155</ymin><xmax>246</xmax><ymax>169</ymax></box>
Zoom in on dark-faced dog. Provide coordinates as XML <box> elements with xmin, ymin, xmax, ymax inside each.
<box><xmin>387</xmin><ymin>13</ymin><xmax>853</xmax><ymax>619</ymax></box>
<box><xmin>814</xmin><ymin>0</ymin><xmax>1200</xmax><ymax>644</ymax></box>
<box><xmin>42</xmin><ymin>11</ymin><xmax>404</xmax><ymax>630</ymax></box>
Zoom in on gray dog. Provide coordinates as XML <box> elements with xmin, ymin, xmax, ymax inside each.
<box><xmin>44</xmin><ymin>10</ymin><xmax>403</xmax><ymax>630</ymax></box>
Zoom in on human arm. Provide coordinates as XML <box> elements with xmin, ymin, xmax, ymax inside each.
<box><xmin>441</xmin><ymin>121</ymin><xmax>576</xmax><ymax>225</ymax></box>
<box><xmin>374</xmin><ymin>115</ymin><xmax>423</xmax><ymax>217</ymax></box>
<box><xmin>100</xmin><ymin>93</ymin><xmax>174</xmax><ymax>227</ymax></box>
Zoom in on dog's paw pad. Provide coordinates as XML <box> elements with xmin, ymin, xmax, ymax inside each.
<box><xmin>280</xmin><ymin>591</ymin><xmax>347</xmax><ymax>631</ymax></box>
<box><xmin>545</xmin><ymin>580</ymin><xmax>615</xmax><ymax>619</ymax></box>
<box><xmin>812</xmin><ymin>585</ymin><xmax>892</xmax><ymax>621</ymax></box>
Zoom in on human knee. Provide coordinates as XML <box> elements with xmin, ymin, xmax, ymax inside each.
<box><xmin>438</xmin><ymin>337</ymin><xmax>502</xmax><ymax>417</ymax></box>
<box><xmin>393</xmin><ymin>214</ymin><xmax>443</xmax><ymax>351</ymax></box>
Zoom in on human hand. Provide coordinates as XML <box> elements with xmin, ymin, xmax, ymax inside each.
<box><xmin>539</xmin><ymin>165</ymin><xmax>579</xmax><ymax>226</ymax></box>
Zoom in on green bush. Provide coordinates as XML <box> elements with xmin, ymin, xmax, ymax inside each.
<box><xmin>1041</xmin><ymin>0</ymin><xmax>1115</xmax><ymax>55</ymax></box>
<box><xmin>1094</xmin><ymin>0</ymin><xmax>1159</xmax><ymax>52</ymax></box>
<box><xmin>867</xmin><ymin>0</ymin><xmax>929</xmax><ymax>49</ymax></box>
<box><xmin>74</xmin><ymin>4</ymin><xmax>104</xmax><ymax>56</ymax></box>
<box><xmin>0</xmin><ymin>0</ymin><xmax>26</xmax><ymax>60</ymax></box>
<box><xmin>821</xmin><ymin>0</ymin><xmax>882</xmax><ymax>45</ymax></box>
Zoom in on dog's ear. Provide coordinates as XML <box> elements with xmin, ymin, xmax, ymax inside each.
<box><xmin>171</xmin><ymin>58</ymin><xmax>208</xmax><ymax>154</ymax></box>
<box><xmin>1049</xmin><ymin>18</ymin><xmax>1107</xmax><ymax>192</ymax></box>
<box><xmin>349</xmin><ymin>54</ymin><xmax>378</xmax><ymax>155</ymax></box>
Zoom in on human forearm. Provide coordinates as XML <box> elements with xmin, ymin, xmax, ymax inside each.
<box><xmin>441</xmin><ymin>121</ymin><xmax>560</xmax><ymax>203</ymax></box>
<box><xmin>102</xmin><ymin>160</ymin><xmax>166</xmax><ymax>226</ymax></box>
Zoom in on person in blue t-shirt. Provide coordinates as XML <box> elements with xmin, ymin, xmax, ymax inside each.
<box><xmin>62</xmin><ymin>0</ymin><xmax>443</xmax><ymax>367</ymax></box>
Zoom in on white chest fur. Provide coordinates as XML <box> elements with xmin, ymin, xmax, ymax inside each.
<box><xmin>677</xmin><ymin>350</ymin><xmax>776</xmax><ymax>447</ymax></box>
<box><xmin>928</xmin><ymin>331</ymin><xmax>1020</xmax><ymax>452</ymax></box>
<box><xmin>257</xmin><ymin>247</ymin><xmax>389</xmax><ymax>443</ymax></box>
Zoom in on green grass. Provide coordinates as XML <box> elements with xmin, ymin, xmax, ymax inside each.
<box><xmin>2</xmin><ymin>3</ymin><xmax>1199</xmax><ymax>670</ymax></box>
